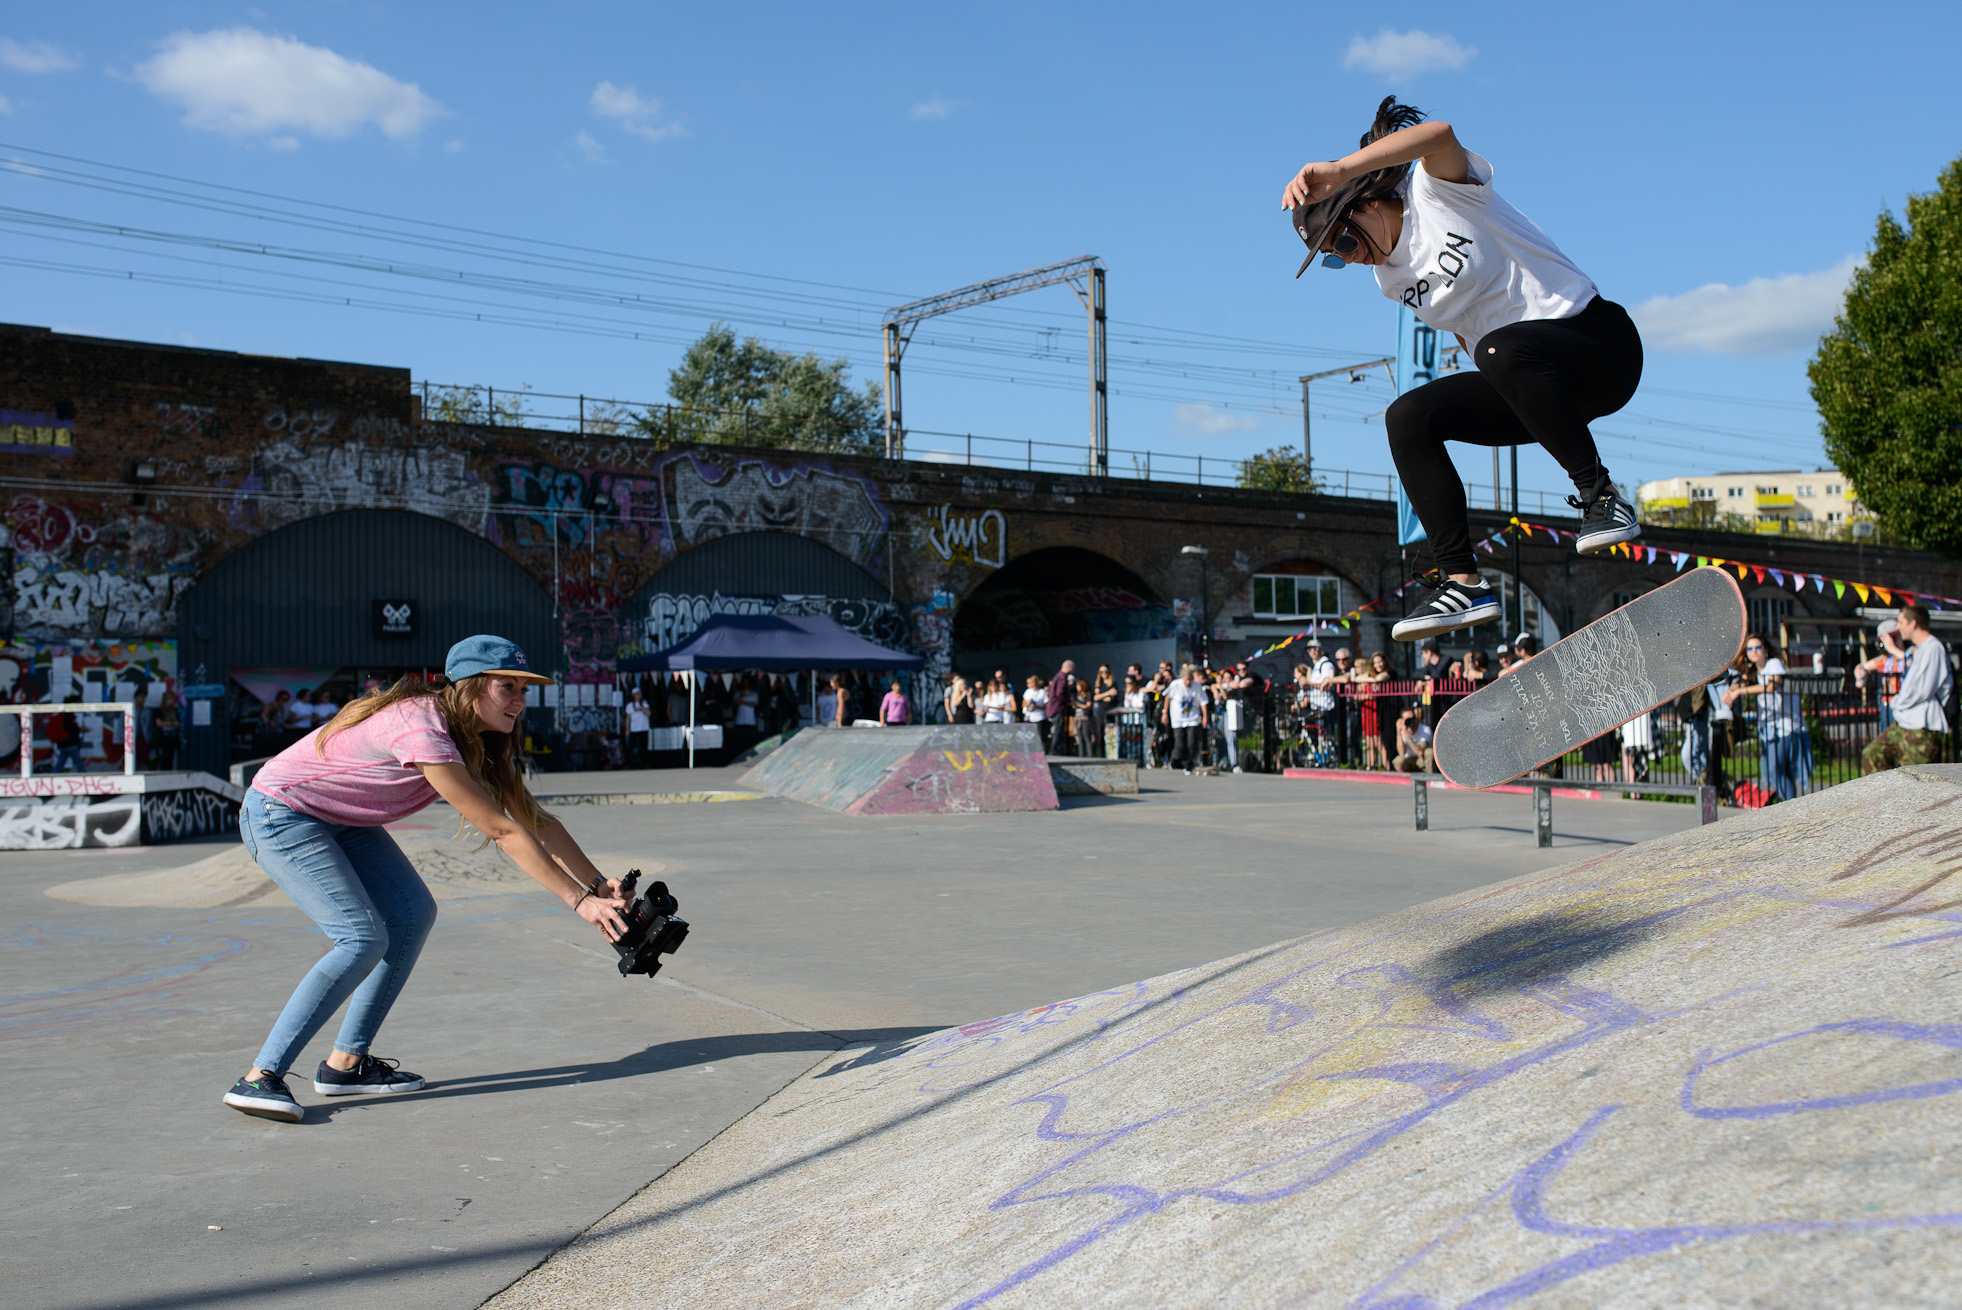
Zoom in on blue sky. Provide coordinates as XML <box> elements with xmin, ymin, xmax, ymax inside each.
<box><xmin>3</xmin><ymin>3</ymin><xmax>1958</xmax><ymax>505</ymax></box>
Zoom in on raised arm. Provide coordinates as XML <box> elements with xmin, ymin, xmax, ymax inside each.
<box><xmin>418</xmin><ymin>761</ymin><xmax>627</xmax><ymax>939</ymax></box>
<box><xmin>1283</xmin><ymin>121</ymin><xmax>1471</xmax><ymax>209</ymax></box>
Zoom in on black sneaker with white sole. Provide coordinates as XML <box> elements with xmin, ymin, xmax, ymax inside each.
<box><xmin>1572</xmin><ymin>489</ymin><xmax>1641</xmax><ymax>553</ymax></box>
<box><xmin>224</xmin><ymin>1072</ymin><xmax>304</xmax><ymax>1122</ymax></box>
<box><xmin>1391</xmin><ymin>574</ymin><xmax>1501</xmax><ymax>641</ymax></box>
<box><xmin>313</xmin><ymin>1054</ymin><xmax>426</xmax><ymax>1097</ymax></box>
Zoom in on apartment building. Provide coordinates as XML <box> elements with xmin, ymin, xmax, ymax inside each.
<box><xmin>1636</xmin><ymin>469</ymin><xmax>1867</xmax><ymax>533</ymax></box>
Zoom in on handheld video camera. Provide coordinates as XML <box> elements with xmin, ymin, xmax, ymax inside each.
<box><xmin>610</xmin><ymin>869</ymin><xmax>690</xmax><ymax>980</ymax></box>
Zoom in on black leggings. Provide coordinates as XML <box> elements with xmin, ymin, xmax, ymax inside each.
<box><xmin>1386</xmin><ymin>296</ymin><xmax>1642</xmax><ymax>576</ymax></box>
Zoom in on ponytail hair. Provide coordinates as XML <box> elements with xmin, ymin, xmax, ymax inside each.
<box><xmin>1352</xmin><ymin>96</ymin><xmax>1427</xmax><ymax>206</ymax></box>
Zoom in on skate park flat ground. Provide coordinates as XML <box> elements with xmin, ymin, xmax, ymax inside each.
<box><xmin>3</xmin><ymin>770</ymin><xmax>1713</xmax><ymax>1310</ymax></box>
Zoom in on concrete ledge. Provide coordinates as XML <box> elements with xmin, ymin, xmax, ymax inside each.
<box><xmin>1048</xmin><ymin>756</ymin><xmax>1139</xmax><ymax>796</ymax></box>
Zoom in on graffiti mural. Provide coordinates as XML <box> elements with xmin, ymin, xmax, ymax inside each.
<box><xmin>910</xmin><ymin>588</ymin><xmax>957</xmax><ymax>720</ymax></box>
<box><xmin>493</xmin><ymin>460</ymin><xmax>663</xmax><ymax>550</ymax></box>
<box><xmin>8</xmin><ymin>496</ymin><xmax>200</xmax><ymax>640</ymax></box>
<box><xmin>230</xmin><ymin>438</ymin><xmax>491</xmax><ymax>534</ymax></box>
<box><xmin>663</xmin><ymin>457</ymin><xmax>886</xmax><ymax>565</ymax></box>
<box><xmin>923</xmin><ymin>504</ymin><xmax>1007</xmax><ymax>570</ymax></box>
<box><xmin>0</xmin><ymin>796</ymin><xmax>142</xmax><ymax>849</ymax></box>
<box><xmin>641</xmin><ymin>591</ymin><xmax>911</xmax><ymax>661</ymax></box>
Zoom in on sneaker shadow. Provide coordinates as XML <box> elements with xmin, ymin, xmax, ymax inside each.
<box><xmin>314</xmin><ymin>1025</ymin><xmax>939</xmax><ymax>1116</ymax></box>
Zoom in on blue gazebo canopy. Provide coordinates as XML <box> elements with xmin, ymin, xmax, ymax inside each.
<box><xmin>617</xmin><ymin>613</ymin><xmax>924</xmax><ymax>673</ymax></box>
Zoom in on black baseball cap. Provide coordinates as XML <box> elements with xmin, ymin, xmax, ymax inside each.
<box><xmin>1289</xmin><ymin>161</ymin><xmax>1411</xmax><ymax>278</ymax></box>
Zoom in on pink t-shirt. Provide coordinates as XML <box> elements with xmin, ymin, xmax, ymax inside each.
<box><xmin>251</xmin><ymin>698</ymin><xmax>463</xmax><ymax>825</ymax></box>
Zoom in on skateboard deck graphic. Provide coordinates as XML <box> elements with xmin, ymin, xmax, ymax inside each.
<box><xmin>1433</xmin><ymin>566</ymin><xmax>1747</xmax><ymax>789</ymax></box>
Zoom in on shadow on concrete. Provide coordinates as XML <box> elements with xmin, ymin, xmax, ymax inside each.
<box><xmin>47</xmin><ymin>1237</ymin><xmax>568</xmax><ymax>1310</ymax></box>
<box><xmin>317</xmin><ymin>1026</ymin><xmax>939</xmax><ymax>1117</ymax></box>
<box><xmin>1416</xmin><ymin>908</ymin><xmax>1664</xmax><ymax>999</ymax></box>
<box><xmin>1057</xmin><ymin>792</ymin><xmax>1142</xmax><ymax>810</ymax></box>
<box><xmin>1478</xmin><ymin>826</ymin><xmax>1641</xmax><ymax>847</ymax></box>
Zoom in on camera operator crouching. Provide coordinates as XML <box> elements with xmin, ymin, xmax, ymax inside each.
<box><xmin>222</xmin><ymin>636</ymin><xmax>632</xmax><ymax>1124</ymax></box>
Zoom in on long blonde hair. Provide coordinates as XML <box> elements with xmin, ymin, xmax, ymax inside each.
<box><xmin>319</xmin><ymin>675</ymin><xmax>548</xmax><ymax>831</ymax></box>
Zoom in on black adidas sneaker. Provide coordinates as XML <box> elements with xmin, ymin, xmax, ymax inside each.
<box><xmin>1391</xmin><ymin>574</ymin><xmax>1501</xmax><ymax>641</ymax></box>
<box><xmin>1572</xmin><ymin>489</ymin><xmax>1641</xmax><ymax>553</ymax></box>
<box><xmin>314</xmin><ymin>1054</ymin><xmax>426</xmax><ymax>1097</ymax></box>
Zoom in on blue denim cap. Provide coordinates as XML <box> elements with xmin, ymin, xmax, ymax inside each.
<box><xmin>445</xmin><ymin>634</ymin><xmax>553</xmax><ymax>685</ymax></box>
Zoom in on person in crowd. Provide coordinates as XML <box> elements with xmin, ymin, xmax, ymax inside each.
<box><xmin>1863</xmin><ymin>605</ymin><xmax>1953</xmax><ymax>773</ymax></box>
<box><xmin>287</xmin><ymin>690</ymin><xmax>316</xmax><ymax>735</ymax></box>
<box><xmin>1392</xmin><ymin>705</ymin><xmax>1434</xmax><ymax>772</ymax></box>
<box><xmin>258</xmin><ymin>689</ymin><xmax>294</xmax><ymax>753</ymax></box>
<box><xmin>623</xmin><ymin>686</ymin><xmax>653</xmax><ymax>767</ymax></box>
<box><xmin>944</xmin><ymin>674</ymin><xmax>977</xmax><ymax>725</ymax></box>
<box><xmin>1513</xmin><ymin>633</ymin><xmax>1539</xmax><ymax>664</ymax></box>
<box><xmin>1416</xmin><ymin>639</ymin><xmax>1458</xmax><ymax>726</ymax></box>
<box><xmin>1091</xmin><ymin>665</ymin><xmax>1120</xmax><ymax>755</ymax></box>
<box><xmin>1330</xmin><ymin>647</ymin><xmax>1360</xmax><ymax>763</ymax></box>
<box><xmin>1496</xmin><ymin>649</ymin><xmax>1516</xmax><ymax>676</ymax></box>
<box><xmin>147</xmin><ymin>688</ymin><xmax>183</xmax><ymax>771</ymax></box>
<box><xmin>1855</xmin><ymin>619</ymin><xmax>1910</xmax><ymax>731</ymax></box>
<box><xmin>1445</xmin><ymin>658</ymin><xmax>1464</xmax><ymax>680</ymax></box>
<box><xmin>1355</xmin><ymin>652</ymin><xmax>1391</xmax><ymax>770</ymax></box>
<box><xmin>311</xmin><ymin>687</ymin><xmax>340</xmax><ymax>729</ymax></box>
<box><xmin>1301</xmin><ymin>640</ymin><xmax>1338</xmax><ymax>757</ymax></box>
<box><xmin>1619</xmin><ymin>707</ymin><xmax>1655</xmax><ymax>792</ymax></box>
<box><xmin>1163</xmin><ymin>663</ymin><xmax>1209</xmax><ymax>773</ymax></box>
<box><xmin>829</xmin><ymin>673</ymin><xmax>854</xmax><ymax>727</ymax></box>
<box><xmin>816</xmin><ymin>675</ymin><xmax>839</xmax><ymax>728</ymax></box>
<box><xmin>879</xmin><ymin>679</ymin><xmax>911</xmax><ymax>727</ymax></box>
<box><xmin>1044</xmin><ymin>660</ymin><xmax>1077</xmax><ymax>756</ymax></box>
<box><xmin>1723</xmin><ymin>634</ymin><xmax>1809</xmax><ymax>801</ymax></box>
<box><xmin>49</xmin><ymin>691</ymin><xmax>86</xmax><ymax>773</ymax></box>
<box><xmin>1462</xmin><ymin>648</ymin><xmax>1490</xmax><ymax>687</ymax></box>
<box><xmin>1022</xmin><ymin>674</ymin><xmax>1050</xmax><ymax>731</ymax></box>
<box><xmin>130</xmin><ymin>686</ymin><xmax>152</xmax><ymax>770</ymax></box>
<box><xmin>976</xmin><ymin>677</ymin><xmax>1007</xmax><ymax>724</ymax></box>
<box><xmin>733</xmin><ymin>674</ymin><xmax>762</xmax><ymax>744</ymax></box>
<box><xmin>1067</xmin><ymin>677</ymin><xmax>1092</xmax><ymax>755</ymax></box>
<box><xmin>664</xmin><ymin>676</ymin><xmax>690</xmax><ymax>729</ymax></box>
<box><xmin>222</xmin><ymin>636</ymin><xmax>628</xmax><ymax>1124</ymax></box>
<box><xmin>1580</xmin><ymin>726</ymin><xmax>1619</xmax><ymax>781</ymax></box>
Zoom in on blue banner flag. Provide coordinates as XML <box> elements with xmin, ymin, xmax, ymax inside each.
<box><xmin>1393</xmin><ymin>305</ymin><xmax>1434</xmax><ymax>546</ymax></box>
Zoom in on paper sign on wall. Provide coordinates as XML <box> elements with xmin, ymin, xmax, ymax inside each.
<box><xmin>192</xmin><ymin>700</ymin><xmax>212</xmax><ymax>726</ymax></box>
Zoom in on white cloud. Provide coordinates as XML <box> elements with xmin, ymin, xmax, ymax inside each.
<box><xmin>0</xmin><ymin>95</ymin><xmax>10</xmax><ymax>115</ymax></box>
<box><xmin>1632</xmin><ymin>254</ymin><xmax>1861</xmax><ymax>355</ymax></box>
<box><xmin>0</xmin><ymin>39</ymin><xmax>79</xmax><ymax>74</ymax></box>
<box><xmin>589</xmin><ymin>81</ymin><xmax>684</xmax><ymax>142</ymax></box>
<box><xmin>133</xmin><ymin>28</ymin><xmax>442</xmax><ymax>141</ymax></box>
<box><xmin>573</xmin><ymin>129</ymin><xmax>608</xmax><ymax>163</ymax></box>
<box><xmin>1343</xmin><ymin>30</ymin><xmax>1476</xmax><ymax>78</ymax></box>
<box><xmin>1175</xmin><ymin>403</ymin><xmax>1259</xmax><ymax>435</ymax></box>
<box><xmin>908</xmin><ymin>96</ymin><xmax>963</xmax><ymax>121</ymax></box>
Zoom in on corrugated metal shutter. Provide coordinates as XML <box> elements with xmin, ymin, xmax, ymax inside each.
<box><xmin>176</xmin><ymin>509</ymin><xmax>556</xmax><ymax>774</ymax></box>
<box><xmin>633</xmin><ymin>531</ymin><xmax>890</xmax><ymax>603</ymax></box>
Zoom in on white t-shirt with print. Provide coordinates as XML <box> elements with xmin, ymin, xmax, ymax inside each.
<box><xmin>1307</xmin><ymin>657</ymin><xmax>1337</xmax><ymax>712</ymax></box>
<box><xmin>1374</xmin><ymin>151</ymin><xmax>1597</xmax><ymax>349</ymax></box>
<box><xmin>1165</xmin><ymin>680</ymin><xmax>1206</xmax><ymax>728</ymax></box>
<box><xmin>1756</xmin><ymin>658</ymin><xmax>1802</xmax><ymax>738</ymax></box>
<box><xmin>1022</xmin><ymin>687</ymin><xmax>1048</xmax><ymax>722</ymax></box>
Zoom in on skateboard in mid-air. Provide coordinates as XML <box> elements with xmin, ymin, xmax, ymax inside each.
<box><xmin>1433</xmin><ymin>566</ymin><xmax>1747</xmax><ymax>789</ymax></box>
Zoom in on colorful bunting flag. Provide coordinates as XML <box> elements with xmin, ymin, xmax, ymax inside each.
<box><xmin>1853</xmin><ymin>583</ymin><xmax>1870</xmax><ymax>603</ymax></box>
<box><xmin>1834</xmin><ymin>581</ymin><xmax>1846</xmax><ymax>599</ymax></box>
<box><xmin>1875</xmin><ymin>587</ymin><xmax>1892</xmax><ymax>604</ymax></box>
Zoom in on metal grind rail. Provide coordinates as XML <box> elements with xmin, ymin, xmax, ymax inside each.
<box><xmin>1</xmin><ymin>702</ymin><xmax>139</xmax><ymax>778</ymax></box>
<box><xmin>1406</xmin><ymin>771</ymin><xmax>1719</xmax><ymax>848</ymax></box>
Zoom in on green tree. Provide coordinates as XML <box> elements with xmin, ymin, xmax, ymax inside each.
<box><xmin>1235</xmin><ymin>444</ymin><xmax>1321</xmax><ymax>494</ymax></box>
<box><xmin>639</xmin><ymin>324</ymin><xmax>883</xmax><ymax>453</ymax></box>
<box><xmin>1809</xmin><ymin>153</ymin><xmax>1962</xmax><ymax>556</ymax></box>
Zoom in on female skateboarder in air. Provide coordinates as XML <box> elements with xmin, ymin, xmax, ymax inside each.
<box><xmin>1283</xmin><ymin>97</ymin><xmax>1644</xmax><ymax>641</ymax></box>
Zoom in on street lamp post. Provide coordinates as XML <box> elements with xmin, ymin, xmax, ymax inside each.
<box><xmin>1182</xmin><ymin>545</ymin><xmax>1211</xmax><ymax>668</ymax></box>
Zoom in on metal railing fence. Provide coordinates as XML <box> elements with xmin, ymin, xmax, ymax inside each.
<box><xmin>415</xmin><ymin>380</ymin><xmax>1568</xmax><ymax>509</ymax></box>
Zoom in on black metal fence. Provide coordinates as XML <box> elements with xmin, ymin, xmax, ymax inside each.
<box><xmin>1234</xmin><ymin>676</ymin><xmax>1930</xmax><ymax>800</ymax></box>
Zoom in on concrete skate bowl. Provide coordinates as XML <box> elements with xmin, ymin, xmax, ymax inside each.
<box><xmin>489</xmin><ymin>765</ymin><xmax>1962</xmax><ymax>1308</ymax></box>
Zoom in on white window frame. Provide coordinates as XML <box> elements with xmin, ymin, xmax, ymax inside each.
<box><xmin>1250</xmin><ymin>573</ymin><xmax>1342</xmax><ymax>622</ymax></box>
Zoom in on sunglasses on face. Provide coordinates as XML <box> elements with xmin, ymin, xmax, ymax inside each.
<box><xmin>1320</xmin><ymin>218</ymin><xmax>1364</xmax><ymax>268</ymax></box>
<box><xmin>1745</xmin><ymin>644</ymin><xmax>1766</xmax><ymax>652</ymax></box>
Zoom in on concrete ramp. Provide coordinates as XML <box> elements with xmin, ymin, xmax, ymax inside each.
<box><xmin>490</xmin><ymin>765</ymin><xmax>1962</xmax><ymax>1308</ymax></box>
<box><xmin>739</xmin><ymin>724</ymin><xmax>1058</xmax><ymax>815</ymax></box>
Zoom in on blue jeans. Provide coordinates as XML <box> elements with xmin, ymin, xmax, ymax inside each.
<box><xmin>1759</xmin><ymin>732</ymin><xmax>1808</xmax><ymax>802</ymax></box>
<box><xmin>52</xmin><ymin>743</ymin><xmax>84</xmax><ymax>772</ymax></box>
<box><xmin>239</xmin><ymin>792</ymin><xmax>437</xmax><ymax>1076</ymax></box>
